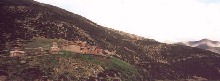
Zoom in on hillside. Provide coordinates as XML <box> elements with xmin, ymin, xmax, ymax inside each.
<box><xmin>0</xmin><ymin>52</ymin><xmax>141</xmax><ymax>81</ymax></box>
<box><xmin>176</xmin><ymin>39</ymin><xmax>220</xmax><ymax>54</ymax></box>
<box><xmin>0</xmin><ymin>0</ymin><xmax>220</xmax><ymax>80</ymax></box>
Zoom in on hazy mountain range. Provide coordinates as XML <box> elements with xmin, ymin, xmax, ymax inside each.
<box><xmin>0</xmin><ymin>0</ymin><xmax>220</xmax><ymax>80</ymax></box>
<box><xmin>176</xmin><ymin>39</ymin><xmax>220</xmax><ymax>54</ymax></box>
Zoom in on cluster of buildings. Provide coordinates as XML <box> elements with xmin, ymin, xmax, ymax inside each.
<box><xmin>60</xmin><ymin>41</ymin><xmax>106</xmax><ymax>55</ymax></box>
<box><xmin>3</xmin><ymin>38</ymin><xmax>113</xmax><ymax>57</ymax></box>
<box><xmin>8</xmin><ymin>39</ymin><xmax>25</xmax><ymax>57</ymax></box>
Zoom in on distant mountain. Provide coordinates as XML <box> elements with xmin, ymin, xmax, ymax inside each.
<box><xmin>1</xmin><ymin>0</ymin><xmax>220</xmax><ymax>80</ymax></box>
<box><xmin>176</xmin><ymin>39</ymin><xmax>220</xmax><ymax>54</ymax></box>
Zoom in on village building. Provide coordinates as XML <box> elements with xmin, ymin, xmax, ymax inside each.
<box><xmin>9</xmin><ymin>39</ymin><xmax>25</xmax><ymax>57</ymax></box>
<box><xmin>10</xmin><ymin>46</ymin><xmax>25</xmax><ymax>57</ymax></box>
<box><xmin>61</xmin><ymin>41</ymin><xmax>91</xmax><ymax>54</ymax></box>
<box><xmin>89</xmin><ymin>46</ymin><xmax>97</xmax><ymax>54</ymax></box>
<box><xmin>96</xmin><ymin>47</ymin><xmax>104</xmax><ymax>54</ymax></box>
<box><xmin>50</xmin><ymin>42</ymin><xmax>60</xmax><ymax>54</ymax></box>
<box><xmin>61</xmin><ymin>44</ymin><xmax>81</xmax><ymax>53</ymax></box>
<box><xmin>61</xmin><ymin>40</ymin><xmax>111</xmax><ymax>56</ymax></box>
<box><xmin>80</xmin><ymin>46</ymin><xmax>89</xmax><ymax>54</ymax></box>
<box><xmin>104</xmin><ymin>50</ymin><xmax>115</xmax><ymax>55</ymax></box>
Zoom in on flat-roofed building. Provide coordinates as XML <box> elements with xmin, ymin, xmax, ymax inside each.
<box><xmin>50</xmin><ymin>42</ymin><xmax>60</xmax><ymax>54</ymax></box>
<box><xmin>9</xmin><ymin>39</ymin><xmax>25</xmax><ymax>57</ymax></box>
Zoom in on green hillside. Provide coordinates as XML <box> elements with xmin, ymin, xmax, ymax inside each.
<box><xmin>0</xmin><ymin>51</ymin><xmax>142</xmax><ymax>81</ymax></box>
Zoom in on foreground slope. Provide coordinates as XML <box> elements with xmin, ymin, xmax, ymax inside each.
<box><xmin>1</xmin><ymin>0</ymin><xmax>220</xmax><ymax>80</ymax></box>
<box><xmin>0</xmin><ymin>52</ymin><xmax>141</xmax><ymax>81</ymax></box>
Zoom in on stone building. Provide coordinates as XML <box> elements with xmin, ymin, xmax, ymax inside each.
<box><xmin>89</xmin><ymin>46</ymin><xmax>97</xmax><ymax>54</ymax></box>
<box><xmin>96</xmin><ymin>47</ymin><xmax>104</xmax><ymax>54</ymax></box>
<box><xmin>62</xmin><ymin>44</ymin><xmax>81</xmax><ymax>53</ymax></box>
<box><xmin>50</xmin><ymin>42</ymin><xmax>60</xmax><ymax>54</ymax></box>
<box><xmin>9</xmin><ymin>39</ymin><xmax>25</xmax><ymax>57</ymax></box>
<box><xmin>61</xmin><ymin>40</ymin><xmax>106</xmax><ymax>55</ymax></box>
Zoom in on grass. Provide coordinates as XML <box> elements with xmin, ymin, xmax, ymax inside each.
<box><xmin>60</xmin><ymin>51</ymin><xmax>142</xmax><ymax>81</ymax></box>
<box><xmin>0</xmin><ymin>51</ymin><xmax>142</xmax><ymax>81</ymax></box>
<box><xmin>24</xmin><ymin>37</ymin><xmax>67</xmax><ymax>49</ymax></box>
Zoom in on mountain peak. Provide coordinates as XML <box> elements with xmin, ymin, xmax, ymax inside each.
<box><xmin>176</xmin><ymin>39</ymin><xmax>220</xmax><ymax>54</ymax></box>
<box><xmin>201</xmin><ymin>38</ymin><xmax>210</xmax><ymax>41</ymax></box>
<box><xmin>200</xmin><ymin>38</ymin><xmax>212</xmax><ymax>42</ymax></box>
<box><xmin>198</xmin><ymin>38</ymin><xmax>220</xmax><ymax>45</ymax></box>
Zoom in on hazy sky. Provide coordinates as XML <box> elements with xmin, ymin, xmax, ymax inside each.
<box><xmin>34</xmin><ymin>0</ymin><xmax>220</xmax><ymax>42</ymax></box>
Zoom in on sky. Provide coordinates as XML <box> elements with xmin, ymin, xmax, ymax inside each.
<box><xmin>34</xmin><ymin>0</ymin><xmax>220</xmax><ymax>43</ymax></box>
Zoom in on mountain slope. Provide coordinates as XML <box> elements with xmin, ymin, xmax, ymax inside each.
<box><xmin>1</xmin><ymin>0</ymin><xmax>220</xmax><ymax>80</ymax></box>
<box><xmin>0</xmin><ymin>52</ymin><xmax>142</xmax><ymax>81</ymax></box>
<box><xmin>176</xmin><ymin>39</ymin><xmax>220</xmax><ymax>54</ymax></box>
